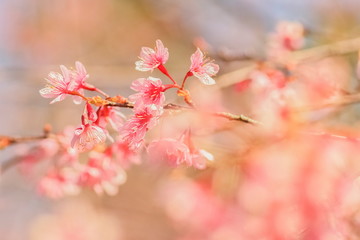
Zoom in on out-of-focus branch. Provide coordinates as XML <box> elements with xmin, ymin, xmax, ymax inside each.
<box><xmin>297</xmin><ymin>93</ymin><xmax>360</xmax><ymax>112</ymax></box>
<box><xmin>217</xmin><ymin>36</ymin><xmax>360</xmax><ymax>88</ymax></box>
<box><xmin>210</xmin><ymin>49</ymin><xmax>259</xmax><ymax>62</ymax></box>
<box><xmin>0</xmin><ymin>124</ymin><xmax>52</xmax><ymax>151</ymax></box>
<box><xmin>1</xmin><ymin>156</ymin><xmax>22</xmax><ymax>173</ymax></box>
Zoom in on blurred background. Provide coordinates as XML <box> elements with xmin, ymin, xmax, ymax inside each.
<box><xmin>1</xmin><ymin>0</ymin><xmax>360</xmax><ymax>239</ymax></box>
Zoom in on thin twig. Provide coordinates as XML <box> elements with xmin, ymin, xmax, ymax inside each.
<box><xmin>297</xmin><ymin>93</ymin><xmax>360</xmax><ymax>112</ymax></box>
<box><xmin>218</xmin><ymin>36</ymin><xmax>360</xmax><ymax>88</ymax></box>
<box><xmin>108</xmin><ymin>101</ymin><xmax>261</xmax><ymax>125</ymax></box>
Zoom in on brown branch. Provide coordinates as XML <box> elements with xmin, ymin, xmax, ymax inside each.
<box><xmin>210</xmin><ymin>49</ymin><xmax>259</xmax><ymax>62</ymax></box>
<box><xmin>108</xmin><ymin>101</ymin><xmax>261</xmax><ymax>125</ymax></box>
<box><xmin>0</xmin><ymin>124</ymin><xmax>52</xmax><ymax>150</ymax></box>
<box><xmin>297</xmin><ymin>93</ymin><xmax>360</xmax><ymax>112</ymax></box>
<box><xmin>212</xmin><ymin>112</ymin><xmax>263</xmax><ymax>125</ymax></box>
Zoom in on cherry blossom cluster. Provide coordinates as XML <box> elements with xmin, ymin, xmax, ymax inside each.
<box><xmin>12</xmin><ymin>39</ymin><xmax>220</xmax><ymax>197</ymax></box>
<box><xmin>156</xmin><ymin>21</ymin><xmax>360</xmax><ymax>240</ymax></box>
<box><xmin>4</xmin><ymin>19</ymin><xmax>360</xmax><ymax>240</ymax></box>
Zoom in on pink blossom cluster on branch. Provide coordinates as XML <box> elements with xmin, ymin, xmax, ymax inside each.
<box><xmin>11</xmin><ymin>39</ymin><xmax>220</xmax><ymax>197</ymax></box>
<box><xmin>4</xmin><ymin>20</ymin><xmax>360</xmax><ymax>240</ymax></box>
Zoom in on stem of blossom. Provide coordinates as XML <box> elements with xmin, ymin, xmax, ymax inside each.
<box><xmin>212</xmin><ymin>112</ymin><xmax>263</xmax><ymax>125</ymax></box>
<box><xmin>83</xmin><ymin>85</ymin><xmax>110</xmax><ymax>98</ymax></box>
<box><xmin>163</xmin><ymin>84</ymin><xmax>181</xmax><ymax>91</ymax></box>
<box><xmin>108</xmin><ymin>101</ymin><xmax>259</xmax><ymax>124</ymax></box>
<box><xmin>67</xmin><ymin>91</ymin><xmax>89</xmax><ymax>102</ymax></box>
<box><xmin>157</xmin><ymin>64</ymin><xmax>177</xmax><ymax>85</ymax></box>
<box><xmin>0</xmin><ymin>124</ymin><xmax>52</xmax><ymax>150</ymax></box>
<box><xmin>296</xmin><ymin>92</ymin><xmax>360</xmax><ymax>112</ymax></box>
<box><xmin>180</xmin><ymin>72</ymin><xmax>192</xmax><ymax>89</ymax></box>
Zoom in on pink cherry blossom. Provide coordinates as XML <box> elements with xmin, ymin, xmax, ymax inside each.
<box><xmin>71</xmin><ymin>104</ymin><xmax>106</xmax><ymax>152</ymax></box>
<box><xmin>96</xmin><ymin>106</ymin><xmax>125</xmax><ymax>131</ymax></box>
<box><xmin>147</xmin><ymin>134</ymin><xmax>213</xmax><ymax>169</ymax></box>
<box><xmin>129</xmin><ymin>77</ymin><xmax>165</xmax><ymax>109</ymax></box>
<box><xmin>38</xmin><ymin>169</ymin><xmax>80</xmax><ymax>198</ymax></box>
<box><xmin>39</xmin><ymin>65</ymin><xmax>76</xmax><ymax>104</ymax></box>
<box><xmin>274</xmin><ymin>21</ymin><xmax>304</xmax><ymax>51</ymax></box>
<box><xmin>16</xmin><ymin>138</ymin><xmax>59</xmax><ymax>174</ymax></box>
<box><xmin>40</xmin><ymin>62</ymin><xmax>92</xmax><ymax>104</ymax></box>
<box><xmin>135</xmin><ymin>39</ymin><xmax>169</xmax><ymax>72</ymax></box>
<box><xmin>147</xmin><ymin>138</ymin><xmax>192</xmax><ymax>167</ymax></box>
<box><xmin>120</xmin><ymin>105</ymin><xmax>162</xmax><ymax>149</ymax></box>
<box><xmin>112</xmin><ymin>139</ymin><xmax>141</xmax><ymax>168</ymax></box>
<box><xmin>73</xmin><ymin>61</ymin><xmax>89</xmax><ymax>88</ymax></box>
<box><xmin>77</xmin><ymin>152</ymin><xmax>127</xmax><ymax>195</ymax></box>
<box><xmin>188</xmin><ymin>48</ymin><xmax>219</xmax><ymax>85</ymax></box>
<box><xmin>71</xmin><ymin>123</ymin><xmax>106</xmax><ymax>152</ymax></box>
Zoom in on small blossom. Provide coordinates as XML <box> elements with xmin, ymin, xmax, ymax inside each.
<box><xmin>147</xmin><ymin>138</ymin><xmax>192</xmax><ymax>167</ymax></box>
<box><xmin>147</xmin><ymin>133</ymin><xmax>213</xmax><ymax>169</ymax></box>
<box><xmin>77</xmin><ymin>152</ymin><xmax>127</xmax><ymax>196</ymax></box>
<box><xmin>189</xmin><ymin>48</ymin><xmax>219</xmax><ymax>85</ymax></box>
<box><xmin>73</xmin><ymin>61</ymin><xmax>89</xmax><ymax>88</ymax></box>
<box><xmin>39</xmin><ymin>62</ymin><xmax>91</xmax><ymax>104</ymax></box>
<box><xmin>39</xmin><ymin>65</ymin><xmax>75</xmax><ymax>104</ymax></box>
<box><xmin>71</xmin><ymin>104</ymin><xmax>106</xmax><ymax>152</ymax></box>
<box><xmin>274</xmin><ymin>21</ymin><xmax>304</xmax><ymax>51</ymax></box>
<box><xmin>38</xmin><ymin>169</ymin><xmax>80</xmax><ymax>198</ymax></box>
<box><xmin>135</xmin><ymin>39</ymin><xmax>169</xmax><ymax>72</ymax></box>
<box><xmin>71</xmin><ymin>124</ymin><xmax>106</xmax><ymax>152</ymax></box>
<box><xmin>112</xmin><ymin>139</ymin><xmax>141</xmax><ymax>168</ymax></box>
<box><xmin>96</xmin><ymin>106</ymin><xmax>125</xmax><ymax>131</ymax></box>
<box><xmin>267</xmin><ymin>21</ymin><xmax>304</xmax><ymax>62</ymax></box>
<box><xmin>120</xmin><ymin>105</ymin><xmax>162</xmax><ymax>149</ymax></box>
<box><xmin>129</xmin><ymin>77</ymin><xmax>165</xmax><ymax>109</ymax></box>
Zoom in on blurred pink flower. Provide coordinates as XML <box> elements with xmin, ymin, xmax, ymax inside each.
<box><xmin>120</xmin><ymin>105</ymin><xmax>162</xmax><ymax>149</ymax></box>
<box><xmin>17</xmin><ymin>138</ymin><xmax>59</xmax><ymax>174</ymax></box>
<box><xmin>147</xmin><ymin>138</ymin><xmax>192</xmax><ymax>167</ymax></box>
<box><xmin>274</xmin><ymin>21</ymin><xmax>304</xmax><ymax>51</ymax></box>
<box><xmin>129</xmin><ymin>77</ymin><xmax>165</xmax><ymax>109</ymax></box>
<box><xmin>135</xmin><ymin>39</ymin><xmax>169</xmax><ymax>72</ymax></box>
<box><xmin>147</xmin><ymin>133</ymin><xmax>213</xmax><ymax>169</ymax></box>
<box><xmin>77</xmin><ymin>152</ymin><xmax>126</xmax><ymax>195</ymax></box>
<box><xmin>38</xmin><ymin>169</ymin><xmax>80</xmax><ymax>199</ymax></box>
<box><xmin>267</xmin><ymin>21</ymin><xmax>304</xmax><ymax>63</ymax></box>
<box><xmin>188</xmin><ymin>48</ymin><xmax>219</xmax><ymax>85</ymax></box>
<box><xmin>39</xmin><ymin>65</ymin><xmax>76</xmax><ymax>104</ymax></box>
<box><xmin>112</xmin><ymin>139</ymin><xmax>141</xmax><ymax>168</ymax></box>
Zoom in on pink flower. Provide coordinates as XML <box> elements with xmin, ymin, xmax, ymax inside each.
<box><xmin>39</xmin><ymin>62</ymin><xmax>91</xmax><ymax>104</ymax></box>
<box><xmin>71</xmin><ymin>123</ymin><xmax>106</xmax><ymax>152</ymax></box>
<box><xmin>129</xmin><ymin>77</ymin><xmax>165</xmax><ymax>108</ymax></box>
<box><xmin>274</xmin><ymin>21</ymin><xmax>304</xmax><ymax>51</ymax></box>
<box><xmin>188</xmin><ymin>48</ymin><xmax>219</xmax><ymax>85</ymax></box>
<box><xmin>71</xmin><ymin>103</ymin><xmax>106</xmax><ymax>152</ymax></box>
<box><xmin>135</xmin><ymin>40</ymin><xmax>169</xmax><ymax>72</ymax></box>
<box><xmin>77</xmin><ymin>152</ymin><xmax>126</xmax><ymax>195</ymax></box>
<box><xmin>147</xmin><ymin>138</ymin><xmax>192</xmax><ymax>167</ymax></box>
<box><xmin>112</xmin><ymin>139</ymin><xmax>141</xmax><ymax>168</ymax></box>
<box><xmin>72</xmin><ymin>61</ymin><xmax>89</xmax><ymax>88</ymax></box>
<box><xmin>96</xmin><ymin>106</ymin><xmax>125</xmax><ymax>131</ymax></box>
<box><xmin>38</xmin><ymin>169</ymin><xmax>80</xmax><ymax>198</ymax></box>
<box><xmin>120</xmin><ymin>105</ymin><xmax>162</xmax><ymax>149</ymax></box>
<box><xmin>17</xmin><ymin>138</ymin><xmax>59</xmax><ymax>174</ymax></box>
<box><xmin>147</xmin><ymin>133</ymin><xmax>213</xmax><ymax>169</ymax></box>
<box><xmin>39</xmin><ymin>65</ymin><xmax>76</xmax><ymax>104</ymax></box>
